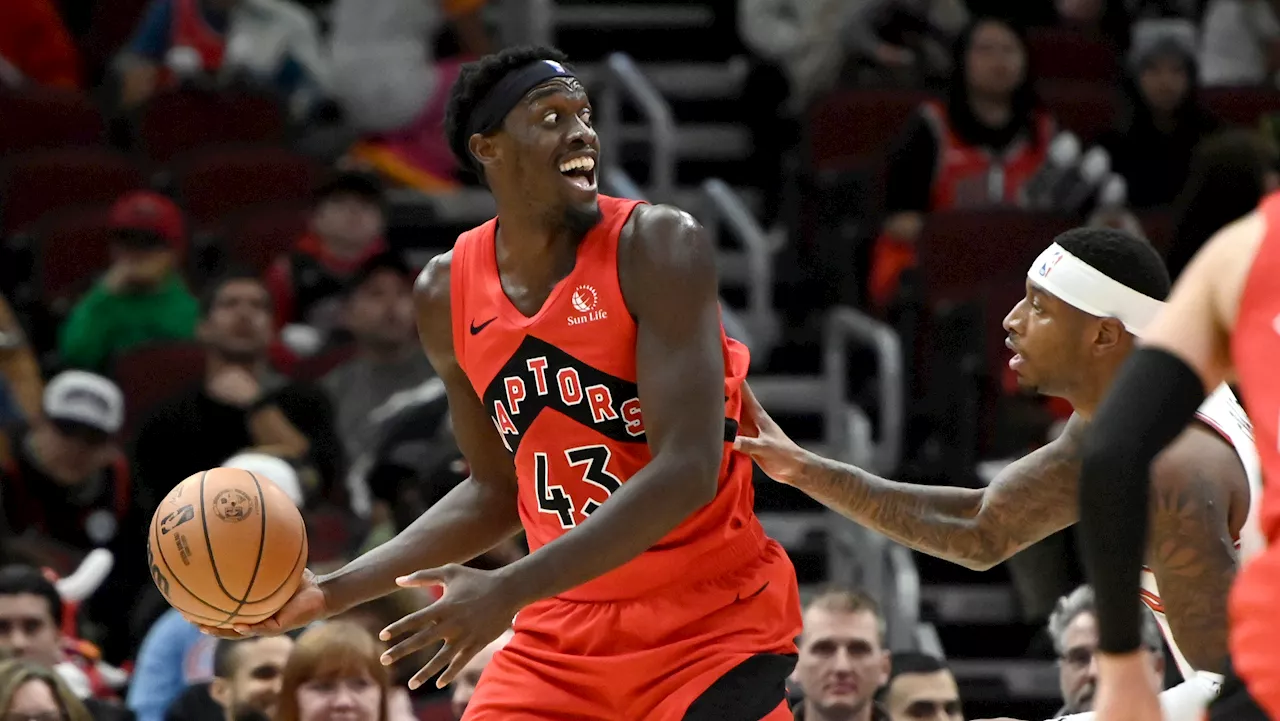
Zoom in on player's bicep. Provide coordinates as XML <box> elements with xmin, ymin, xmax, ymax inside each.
<box><xmin>414</xmin><ymin>252</ymin><xmax>517</xmax><ymax>490</ymax></box>
<box><xmin>979</xmin><ymin>414</ymin><xmax>1085</xmax><ymax>549</ymax></box>
<box><xmin>624</xmin><ymin>206</ymin><xmax>726</xmax><ymax>483</ymax></box>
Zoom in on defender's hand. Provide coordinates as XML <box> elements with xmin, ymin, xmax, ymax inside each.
<box><xmin>733</xmin><ymin>381</ymin><xmax>810</xmax><ymax>485</ymax></box>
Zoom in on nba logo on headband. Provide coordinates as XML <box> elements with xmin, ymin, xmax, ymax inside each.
<box><xmin>1037</xmin><ymin>249</ymin><xmax>1065</xmax><ymax>279</ymax></box>
<box><xmin>544</xmin><ymin>60</ymin><xmax>567</xmax><ymax>73</ymax></box>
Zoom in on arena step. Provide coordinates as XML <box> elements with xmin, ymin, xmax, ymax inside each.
<box><xmin>553</xmin><ymin>3</ymin><xmax>715</xmax><ymax>30</ymax></box>
<box><xmin>576</xmin><ymin>59</ymin><xmax>749</xmax><ymax>101</ymax></box>
<box><xmin>922</xmin><ymin>583</ymin><xmax>1021</xmax><ymax>625</ymax></box>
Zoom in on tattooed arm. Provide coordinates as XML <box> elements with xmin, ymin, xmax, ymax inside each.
<box><xmin>1144</xmin><ymin>427</ymin><xmax>1239</xmax><ymax>673</ymax></box>
<box><xmin>735</xmin><ymin>383</ymin><xmax>1085</xmax><ymax>571</ymax></box>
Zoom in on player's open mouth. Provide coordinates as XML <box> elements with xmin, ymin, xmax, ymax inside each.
<box><xmin>558</xmin><ymin>155</ymin><xmax>597</xmax><ymax>192</ymax></box>
<box><xmin>1005</xmin><ymin>337</ymin><xmax>1023</xmax><ymax>370</ymax></box>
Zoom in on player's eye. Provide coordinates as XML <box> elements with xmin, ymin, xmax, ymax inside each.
<box><xmin>580</xmin><ymin>108</ymin><xmax>592</xmax><ymax>125</ymax></box>
<box><xmin>543</xmin><ymin>112</ymin><xmax>558</xmax><ymax>126</ymax></box>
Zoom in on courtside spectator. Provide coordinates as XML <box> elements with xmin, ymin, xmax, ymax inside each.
<box><xmin>116</xmin><ymin>0</ymin><xmax>330</xmax><ymax>117</ymax></box>
<box><xmin>166</xmin><ymin>635</ymin><xmax>295</xmax><ymax>721</ymax></box>
<box><xmin>879</xmin><ymin>653</ymin><xmax>963</xmax><ymax>721</ymax></box>
<box><xmin>793</xmin><ymin>589</ymin><xmax>890</xmax><ymax>720</ymax></box>
<box><xmin>0</xmin><ymin>0</ymin><xmax>81</xmax><ymax>89</ymax></box>
<box><xmin>266</xmin><ymin>169</ymin><xmax>388</xmax><ymax>364</ymax></box>
<box><xmin>132</xmin><ymin>271</ymin><xmax>341</xmax><ymax>510</ymax></box>
<box><xmin>58</xmin><ymin>192</ymin><xmax>197</xmax><ymax>373</ymax></box>
<box><xmin>1046</xmin><ymin>585</ymin><xmax>1165</xmax><ymax>717</ymax></box>
<box><xmin>276</xmin><ymin>622</ymin><xmax>388</xmax><ymax>721</ymax></box>
<box><xmin>0</xmin><ymin>661</ymin><xmax>95</xmax><ymax>721</ymax></box>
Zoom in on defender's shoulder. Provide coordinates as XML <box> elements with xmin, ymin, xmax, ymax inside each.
<box><xmin>414</xmin><ymin>249</ymin><xmax>455</xmax><ymax>313</ymax></box>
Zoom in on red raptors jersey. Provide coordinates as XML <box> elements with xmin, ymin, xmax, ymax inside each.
<box><xmin>1234</xmin><ymin>192</ymin><xmax>1280</xmax><ymax>544</ymax></box>
<box><xmin>919</xmin><ymin>100</ymin><xmax>1055</xmax><ymax>210</ymax></box>
<box><xmin>449</xmin><ymin>196</ymin><xmax>768</xmax><ymax>602</ymax></box>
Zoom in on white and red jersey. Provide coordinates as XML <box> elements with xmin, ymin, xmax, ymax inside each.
<box><xmin>1137</xmin><ymin>384</ymin><xmax>1262</xmax><ymax>679</ymax></box>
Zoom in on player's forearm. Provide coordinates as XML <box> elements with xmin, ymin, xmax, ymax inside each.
<box><xmin>1053</xmin><ymin>673</ymin><xmax>1221</xmax><ymax>721</ymax></box>
<box><xmin>499</xmin><ymin>452</ymin><xmax>717</xmax><ymax>606</ymax></box>
<box><xmin>319</xmin><ymin>477</ymin><xmax>521</xmax><ymax>614</ymax></box>
<box><xmin>793</xmin><ymin>454</ymin><xmax>1006</xmax><ymax>570</ymax></box>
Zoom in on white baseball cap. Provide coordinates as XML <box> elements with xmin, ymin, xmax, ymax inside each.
<box><xmin>43</xmin><ymin>371</ymin><xmax>125</xmax><ymax>435</ymax></box>
<box><xmin>222</xmin><ymin>452</ymin><xmax>305</xmax><ymax>506</ymax></box>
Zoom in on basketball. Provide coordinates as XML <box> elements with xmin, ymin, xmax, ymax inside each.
<box><xmin>147</xmin><ymin>467</ymin><xmax>309</xmax><ymax>628</ymax></box>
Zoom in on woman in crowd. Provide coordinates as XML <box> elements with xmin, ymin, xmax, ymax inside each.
<box><xmin>276</xmin><ymin>622</ymin><xmax>391</xmax><ymax>721</ymax></box>
<box><xmin>0</xmin><ymin>660</ymin><xmax>92</xmax><ymax>721</ymax></box>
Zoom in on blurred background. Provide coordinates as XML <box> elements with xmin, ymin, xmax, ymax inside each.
<box><xmin>0</xmin><ymin>0</ymin><xmax>1274</xmax><ymax>719</ymax></box>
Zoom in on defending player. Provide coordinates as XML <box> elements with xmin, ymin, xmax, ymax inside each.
<box><xmin>734</xmin><ymin>227</ymin><xmax>1262</xmax><ymax>720</ymax></box>
<box><xmin>197</xmin><ymin>46</ymin><xmax>803</xmax><ymax>720</ymax></box>
<box><xmin>1075</xmin><ymin>196</ymin><xmax>1280</xmax><ymax>720</ymax></box>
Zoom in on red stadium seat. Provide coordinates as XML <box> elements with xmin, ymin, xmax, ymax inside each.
<box><xmin>0</xmin><ymin>87</ymin><xmax>105</xmax><ymax>156</ymax></box>
<box><xmin>1038</xmin><ymin>80</ymin><xmax>1118</xmax><ymax>143</ymax></box>
<box><xmin>0</xmin><ymin>148</ymin><xmax>146</xmax><ymax>235</ymax></box>
<box><xmin>137</xmin><ymin>88</ymin><xmax>287</xmax><ymax>164</ymax></box>
<box><xmin>292</xmin><ymin>344</ymin><xmax>357</xmax><ymax>382</ymax></box>
<box><xmin>1027</xmin><ymin>28</ymin><xmax>1119</xmax><ymax>81</ymax></box>
<box><xmin>23</xmin><ymin>205</ymin><xmax>116</xmax><ymax>314</ymax></box>
<box><xmin>807</xmin><ymin>88</ymin><xmax>935</xmax><ymax>172</ymax></box>
<box><xmin>1202</xmin><ymin>86</ymin><xmax>1280</xmax><ymax>128</ymax></box>
<box><xmin>110</xmin><ymin>341</ymin><xmax>207</xmax><ymax>439</ymax></box>
<box><xmin>171</xmin><ymin>146</ymin><xmax>320</xmax><ymax>228</ymax></box>
<box><xmin>217</xmin><ymin>203</ymin><xmax>312</xmax><ymax>273</ymax></box>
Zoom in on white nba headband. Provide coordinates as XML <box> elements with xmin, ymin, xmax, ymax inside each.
<box><xmin>1027</xmin><ymin>242</ymin><xmax>1165</xmax><ymax>337</ymax></box>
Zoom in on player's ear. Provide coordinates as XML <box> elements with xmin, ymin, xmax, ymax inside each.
<box><xmin>1092</xmin><ymin>317</ymin><xmax>1126</xmax><ymax>355</ymax></box>
<box><xmin>468</xmin><ymin>132</ymin><xmax>501</xmax><ymax>172</ymax></box>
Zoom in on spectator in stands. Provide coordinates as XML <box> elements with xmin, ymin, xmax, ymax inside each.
<box><xmin>330</xmin><ymin>592</ymin><xmax>432</xmax><ymax>721</ymax></box>
<box><xmin>1167</xmin><ymin>128</ymin><xmax>1279</xmax><ymax>279</ymax></box>
<box><xmin>1045</xmin><ymin>585</ymin><xmax>1165</xmax><ymax>717</ymax></box>
<box><xmin>792</xmin><ymin>589</ymin><xmax>890</xmax><ymax>721</ymax></box>
<box><xmin>58</xmin><ymin>192</ymin><xmax>198</xmax><ymax>374</ymax></box>
<box><xmin>1199</xmin><ymin>0</ymin><xmax>1280</xmax><ymax>87</ymax></box>
<box><xmin>1098</xmin><ymin>20</ymin><xmax>1220</xmax><ymax>209</ymax></box>
<box><xmin>450</xmin><ymin>629</ymin><xmax>512</xmax><ymax>720</ymax></box>
<box><xmin>0</xmin><ymin>293</ymin><xmax>44</xmax><ymax>426</ymax></box>
<box><xmin>331</xmin><ymin>0</ymin><xmax>491</xmax><ymax>193</ymax></box>
<box><xmin>166</xmin><ymin>635</ymin><xmax>296</xmax><ymax>721</ymax></box>
<box><xmin>844</xmin><ymin>0</ymin><xmax>969</xmax><ymax>87</ymax></box>
<box><xmin>0</xmin><ymin>0</ymin><xmax>81</xmax><ymax>89</ymax></box>
<box><xmin>266</xmin><ymin>169</ymin><xmax>388</xmax><ymax>366</ymax></box>
<box><xmin>323</xmin><ymin>252</ymin><xmax>434</xmax><ymax>472</ymax></box>
<box><xmin>0</xmin><ymin>567</ymin><xmax>130</xmax><ymax>721</ymax></box>
<box><xmin>878</xmin><ymin>653</ymin><xmax>962</xmax><ymax>721</ymax></box>
<box><xmin>0</xmin><ymin>661</ymin><xmax>92</xmax><ymax>721</ymax></box>
<box><xmin>0</xmin><ymin>373</ymin><xmax>148</xmax><ymax>664</ymax></box>
<box><xmin>132</xmin><ymin>271</ymin><xmax>341</xmax><ymax>510</ymax></box>
<box><xmin>871</xmin><ymin>17</ymin><xmax>1054</xmax><ymax>309</ymax></box>
<box><xmin>276</xmin><ymin>622</ymin><xmax>387</xmax><ymax>721</ymax></box>
<box><xmin>116</xmin><ymin>0</ymin><xmax>330</xmax><ymax>119</ymax></box>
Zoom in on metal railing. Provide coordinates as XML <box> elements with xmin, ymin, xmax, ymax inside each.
<box><xmin>499</xmin><ymin>0</ymin><xmax>553</xmax><ymax>46</ymax></box>
<box><xmin>700</xmin><ymin>178</ymin><xmax>785</xmax><ymax>355</ymax></box>
<box><xmin>822</xmin><ymin>307</ymin><xmax>904</xmax><ymax>475</ymax></box>
<box><xmin>596</xmin><ymin>52</ymin><xmax>676</xmax><ymax>203</ymax></box>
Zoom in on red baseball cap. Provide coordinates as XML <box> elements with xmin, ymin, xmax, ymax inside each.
<box><xmin>108</xmin><ymin>191</ymin><xmax>186</xmax><ymax>252</ymax></box>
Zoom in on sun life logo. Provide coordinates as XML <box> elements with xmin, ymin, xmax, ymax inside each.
<box><xmin>568</xmin><ymin>285</ymin><xmax>607</xmax><ymax>325</ymax></box>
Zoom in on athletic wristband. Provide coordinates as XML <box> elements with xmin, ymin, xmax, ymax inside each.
<box><xmin>1077</xmin><ymin>346</ymin><xmax>1206</xmax><ymax>654</ymax></box>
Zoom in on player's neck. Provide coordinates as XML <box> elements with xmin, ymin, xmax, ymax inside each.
<box><xmin>1065</xmin><ymin>359</ymin><xmax>1126</xmax><ymax>420</ymax></box>
<box><xmin>493</xmin><ymin>206</ymin><xmax>583</xmax><ymax>281</ymax></box>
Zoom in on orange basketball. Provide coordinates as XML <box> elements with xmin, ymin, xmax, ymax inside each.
<box><xmin>147</xmin><ymin>467</ymin><xmax>308</xmax><ymax>628</ymax></box>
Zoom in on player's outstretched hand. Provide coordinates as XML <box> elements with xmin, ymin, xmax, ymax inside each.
<box><xmin>380</xmin><ymin>564</ymin><xmax>521</xmax><ymax>690</ymax></box>
<box><xmin>1092</xmin><ymin>652</ymin><xmax>1163</xmax><ymax>721</ymax></box>
<box><xmin>733</xmin><ymin>381</ymin><xmax>810</xmax><ymax>485</ymax></box>
<box><xmin>191</xmin><ymin>569</ymin><xmax>330</xmax><ymax>638</ymax></box>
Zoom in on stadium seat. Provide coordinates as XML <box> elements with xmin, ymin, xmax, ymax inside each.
<box><xmin>217</xmin><ymin>203</ymin><xmax>313</xmax><ymax>274</ymax></box>
<box><xmin>0</xmin><ymin>87</ymin><xmax>105</xmax><ymax>156</ymax></box>
<box><xmin>1038</xmin><ymin>80</ymin><xmax>1117</xmax><ymax>143</ymax></box>
<box><xmin>137</xmin><ymin>88</ymin><xmax>287</xmax><ymax>164</ymax></box>
<box><xmin>807</xmin><ymin>88</ymin><xmax>934</xmax><ymax>173</ymax></box>
<box><xmin>1202</xmin><ymin>86</ymin><xmax>1280</xmax><ymax>128</ymax></box>
<box><xmin>292</xmin><ymin>344</ymin><xmax>358</xmax><ymax>382</ymax></box>
<box><xmin>171</xmin><ymin>146</ymin><xmax>320</xmax><ymax>228</ymax></box>
<box><xmin>110</xmin><ymin>341</ymin><xmax>207</xmax><ymax>439</ymax></box>
<box><xmin>0</xmin><ymin>148</ymin><xmax>146</xmax><ymax>235</ymax></box>
<box><xmin>1026</xmin><ymin>28</ymin><xmax>1119</xmax><ymax>81</ymax></box>
<box><xmin>24</xmin><ymin>205</ymin><xmax>116</xmax><ymax>314</ymax></box>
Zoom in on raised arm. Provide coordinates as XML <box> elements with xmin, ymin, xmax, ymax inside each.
<box><xmin>496</xmin><ymin>203</ymin><xmax>728</xmax><ymax>603</ymax></box>
<box><xmin>736</xmin><ymin>384</ymin><xmax>1085</xmax><ymax>571</ymax></box>
<box><xmin>316</xmin><ymin>251</ymin><xmax>523</xmax><ymax>614</ymax></box>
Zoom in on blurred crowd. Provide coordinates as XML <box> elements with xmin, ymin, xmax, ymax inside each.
<box><xmin>0</xmin><ymin>0</ymin><xmax>1276</xmax><ymax>719</ymax></box>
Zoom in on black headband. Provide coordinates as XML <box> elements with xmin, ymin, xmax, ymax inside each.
<box><xmin>465</xmin><ymin>59</ymin><xmax>575</xmax><ymax>142</ymax></box>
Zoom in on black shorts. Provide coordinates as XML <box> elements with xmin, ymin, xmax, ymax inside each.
<box><xmin>1208</xmin><ymin>659</ymin><xmax>1271</xmax><ymax>721</ymax></box>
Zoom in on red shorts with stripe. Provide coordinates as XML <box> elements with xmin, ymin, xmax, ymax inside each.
<box><xmin>462</xmin><ymin>539</ymin><xmax>802</xmax><ymax>721</ymax></box>
<box><xmin>1228</xmin><ymin>541</ymin><xmax>1280</xmax><ymax>720</ymax></box>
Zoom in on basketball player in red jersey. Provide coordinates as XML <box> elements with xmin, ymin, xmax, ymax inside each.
<box><xmin>196</xmin><ymin>46</ymin><xmax>803</xmax><ymax>720</ymax></box>
<box><xmin>1072</xmin><ymin>194</ymin><xmax>1280</xmax><ymax>721</ymax></box>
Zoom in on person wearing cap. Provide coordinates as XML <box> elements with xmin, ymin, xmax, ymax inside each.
<box><xmin>0</xmin><ymin>371</ymin><xmax>149</xmax><ymax>665</ymax></box>
<box><xmin>1098</xmin><ymin>19</ymin><xmax>1220</xmax><ymax>210</ymax></box>
<box><xmin>263</xmin><ymin>168</ymin><xmax>388</xmax><ymax>369</ymax></box>
<box><xmin>58</xmin><ymin>191</ymin><xmax>199</xmax><ymax>373</ymax></box>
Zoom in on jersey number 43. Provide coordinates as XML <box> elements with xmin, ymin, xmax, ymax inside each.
<box><xmin>534</xmin><ymin>445</ymin><xmax>622</xmax><ymax>528</ymax></box>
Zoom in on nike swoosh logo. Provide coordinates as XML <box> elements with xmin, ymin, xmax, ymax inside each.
<box><xmin>470</xmin><ymin>317</ymin><xmax>498</xmax><ymax>335</ymax></box>
<box><xmin>735</xmin><ymin>581</ymin><xmax>770</xmax><ymax>603</ymax></box>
